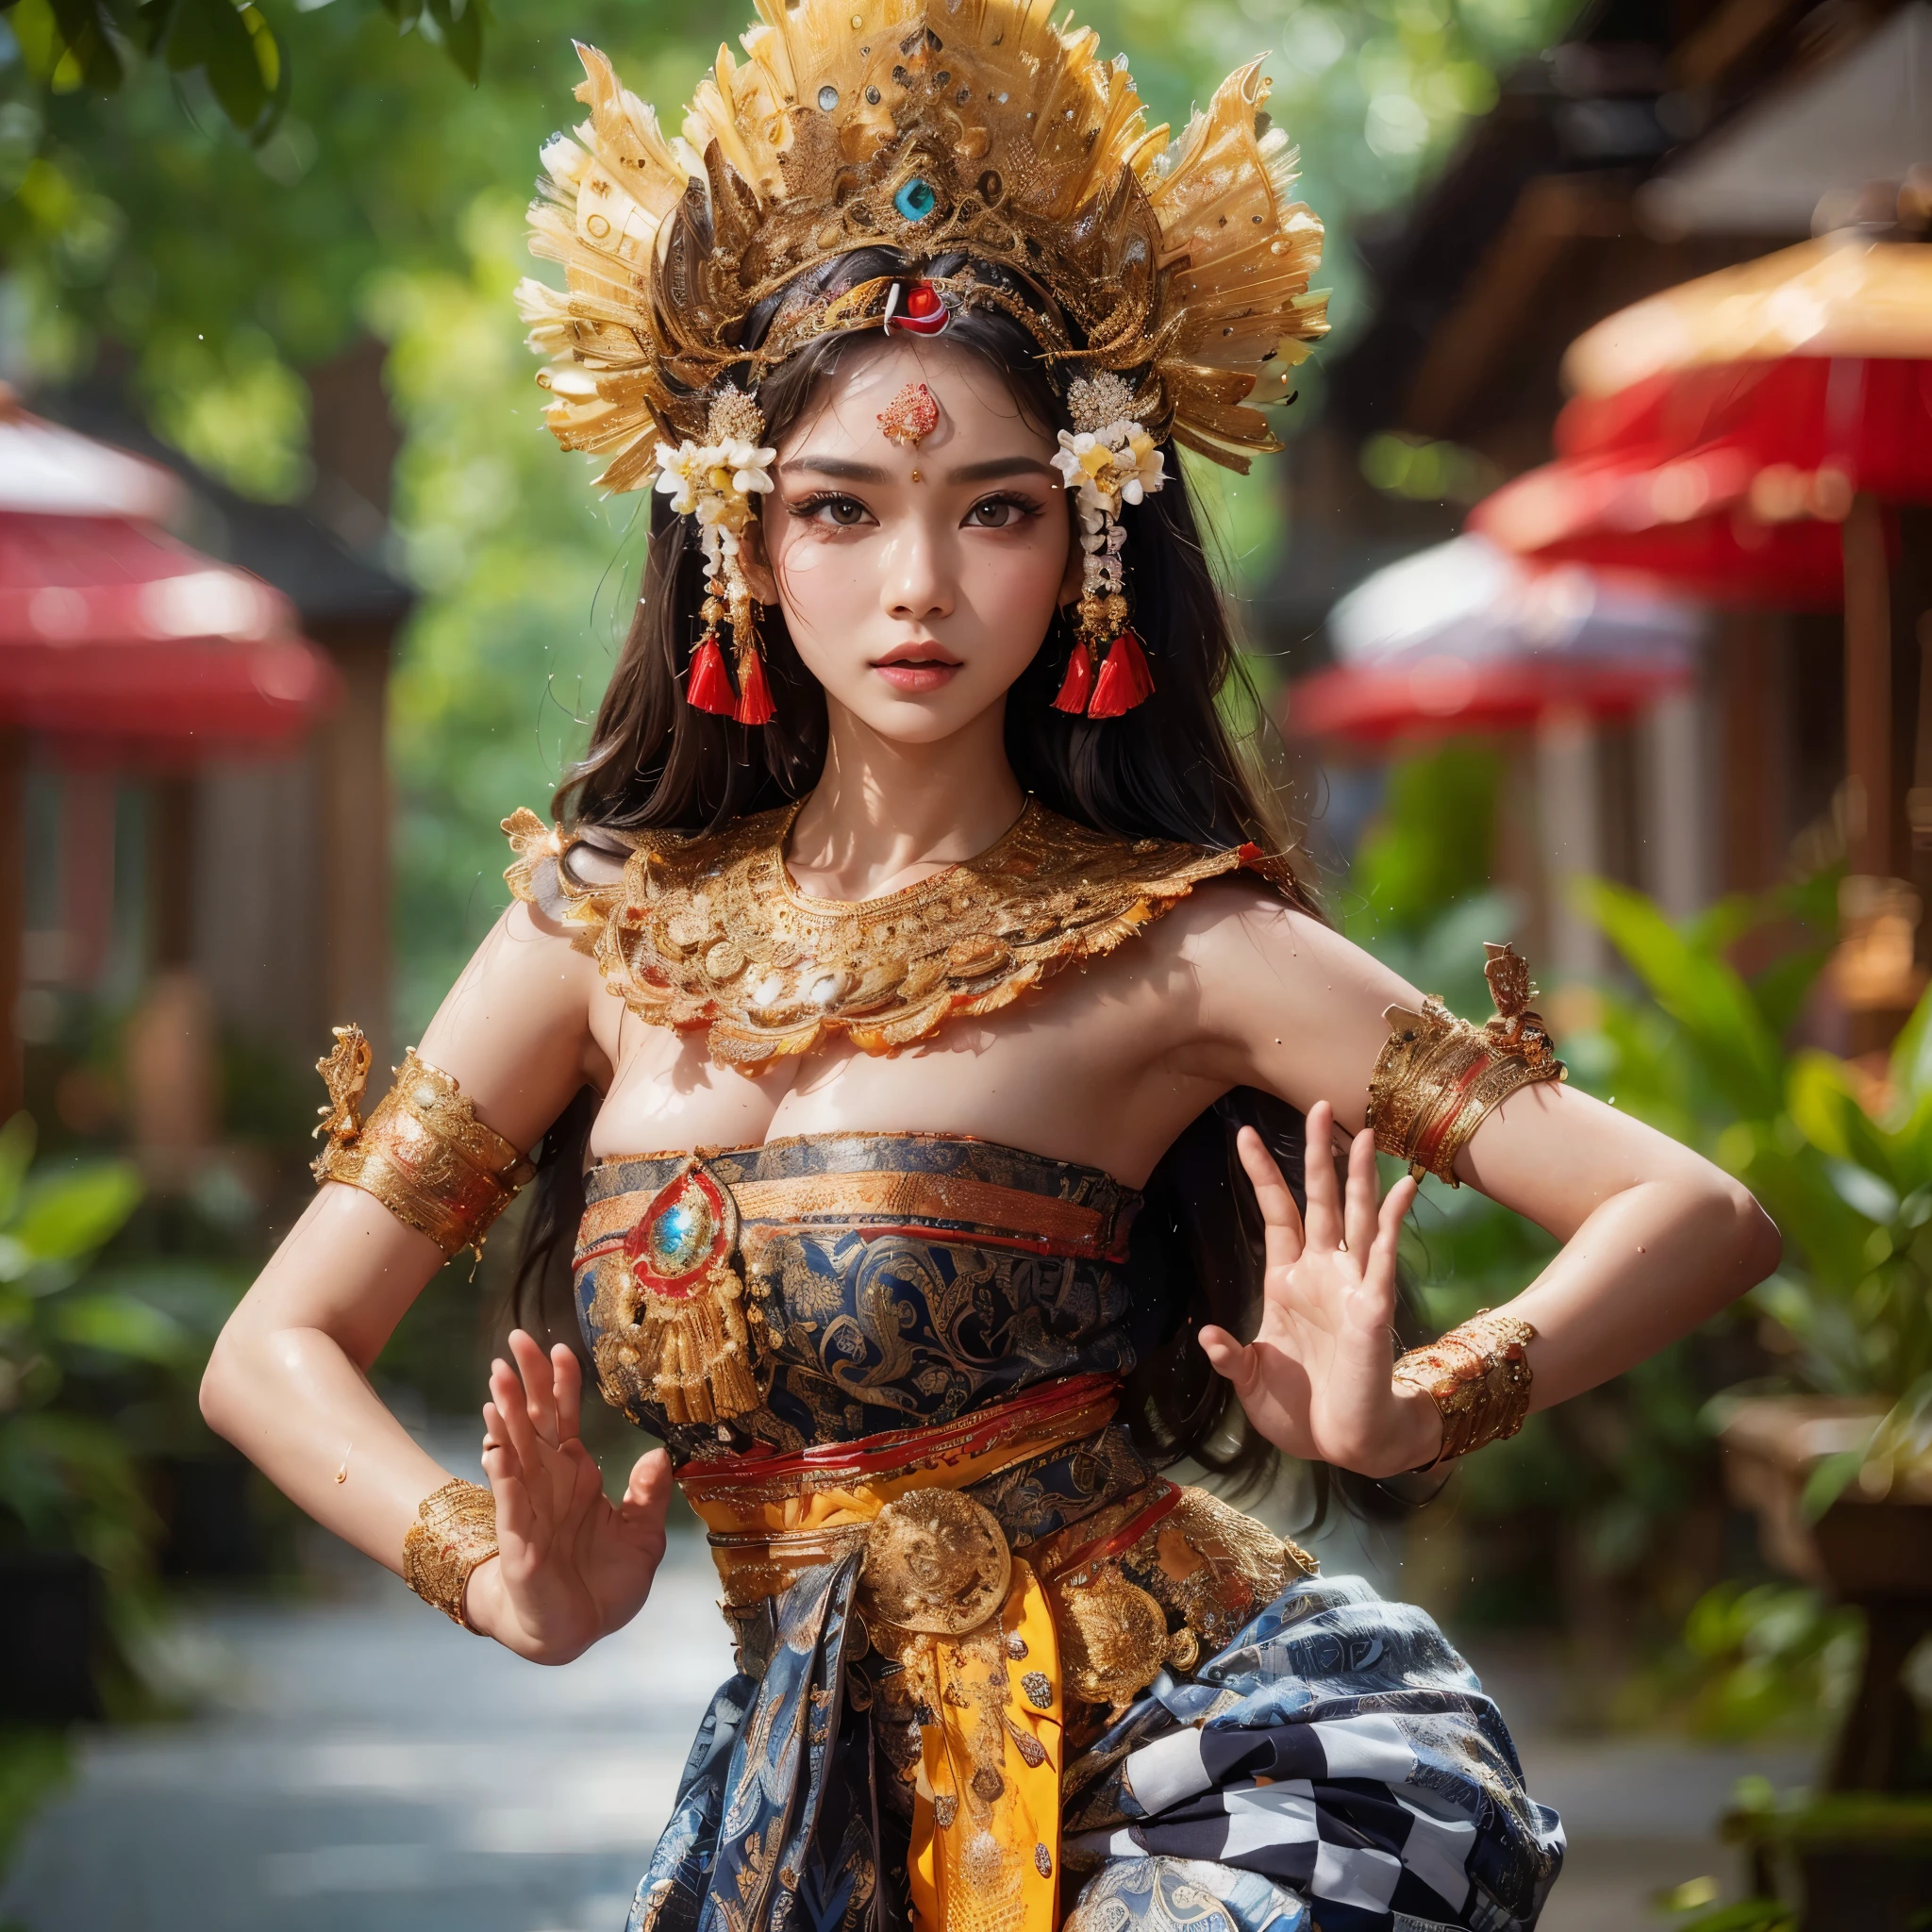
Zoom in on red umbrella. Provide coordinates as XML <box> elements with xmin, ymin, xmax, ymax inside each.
<box><xmin>1557</xmin><ymin>354</ymin><xmax>1932</xmax><ymax>502</ymax></box>
<box><xmin>1287</xmin><ymin>534</ymin><xmax>1694</xmax><ymax>745</ymax></box>
<box><xmin>1470</xmin><ymin>438</ymin><xmax>1865</xmax><ymax>611</ymax></box>
<box><xmin>1474</xmin><ymin>236</ymin><xmax>1932</xmax><ymax>884</ymax></box>
<box><xmin>0</xmin><ymin>512</ymin><xmax>340</xmax><ymax>751</ymax></box>
<box><xmin>1290</xmin><ymin>652</ymin><xmax>1686</xmax><ymax>742</ymax></box>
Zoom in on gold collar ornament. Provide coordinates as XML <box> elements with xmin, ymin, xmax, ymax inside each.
<box><xmin>515</xmin><ymin>2</ymin><xmax>1328</xmax><ymax>484</ymax></box>
<box><xmin>505</xmin><ymin>800</ymin><xmax>1271</xmax><ymax>1073</ymax></box>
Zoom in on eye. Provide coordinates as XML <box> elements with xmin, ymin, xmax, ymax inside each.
<box><xmin>964</xmin><ymin>493</ymin><xmax>1035</xmax><ymax>528</ymax></box>
<box><xmin>793</xmin><ymin>492</ymin><xmax>874</xmax><ymax>528</ymax></box>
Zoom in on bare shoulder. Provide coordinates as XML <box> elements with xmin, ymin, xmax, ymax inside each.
<box><xmin>1158</xmin><ymin>875</ymin><xmax>1412</xmax><ymax>1005</ymax></box>
<box><xmin>1155</xmin><ymin>876</ymin><xmax>1424</xmax><ymax>1127</ymax></box>
<box><xmin>410</xmin><ymin>895</ymin><xmax>608</xmax><ymax>1152</ymax></box>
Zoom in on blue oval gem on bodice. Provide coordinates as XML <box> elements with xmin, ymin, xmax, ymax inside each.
<box><xmin>650</xmin><ymin>1194</ymin><xmax>711</xmax><ymax>1274</ymax></box>
<box><xmin>894</xmin><ymin>176</ymin><xmax>937</xmax><ymax>222</ymax></box>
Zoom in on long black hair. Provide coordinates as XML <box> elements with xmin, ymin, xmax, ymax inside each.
<box><xmin>513</xmin><ymin>247</ymin><xmax>1351</xmax><ymax>1494</ymax></box>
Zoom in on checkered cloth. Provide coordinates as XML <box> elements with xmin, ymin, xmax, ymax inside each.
<box><xmin>1062</xmin><ymin>1575</ymin><xmax>1565</xmax><ymax>1932</ymax></box>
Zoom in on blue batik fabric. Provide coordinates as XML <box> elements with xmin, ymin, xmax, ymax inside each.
<box><xmin>1060</xmin><ymin>1575</ymin><xmax>1565</xmax><ymax>1932</ymax></box>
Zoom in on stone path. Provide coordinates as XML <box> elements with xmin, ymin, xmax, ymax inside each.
<box><xmin>3</xmin><ymin>1522</ymin><xmax>1814</xmax><ymax>1932</ymax></box>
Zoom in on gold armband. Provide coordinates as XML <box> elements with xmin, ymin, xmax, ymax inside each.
<box><xmin>311</xmin><ymin>1024</ymin><xmax>535</xmax><ymax>1257</ymax></box>
<box><xmin>1392</xmin><ymin>1310</ymin><xmax>1538</xmax><ymax>1467</ymax></box>
<box><xmin>402</xmin><ymin>1478</ymin><xmax>499</xmax><ymax>1629</ymax></box>
<box><xmin>1367</xmin><ymin>941</ymin><xmax>1566</xmax><ymax>1185</ymax></box>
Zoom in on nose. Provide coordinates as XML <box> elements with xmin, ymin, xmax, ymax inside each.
<box><xmin>881</xmin><ymin>519</ymin><xmax>954</xmax><ymax>625</ymax></box>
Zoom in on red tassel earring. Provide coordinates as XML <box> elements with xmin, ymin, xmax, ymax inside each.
<box><xmin>733</xmin><ymin>636</ymin><xmax>775</xmax><ymax>726</ymax></box>
<box><xmin>657</xmin><ymin>385</ymin><xmax>778</xmax><ymax>724</ymax></box>
<box><xmin>1049</xmin><ymin>375</ymin><xmax>1165</xmax><ymax>721</ymax></box>
<box><xmin>1088</xmin><ymin>629</ymin><xmax>1155</xmax><ymax>717</ymax></box>
<box><xmin>1053</xmin><ymin>635</ymin><xmax>1095</xmax><ymax>713</ymax></box>
<box><xmin>691</xmin><ymin>587</ymin><xmax>741</xmax><ymax>718</ymax></box>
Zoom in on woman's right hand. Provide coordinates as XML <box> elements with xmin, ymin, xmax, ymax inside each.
<box><xmin>467</xmin><ymin>1329</ymin><xmax>673</xmax><ymax>1663</ymax></box>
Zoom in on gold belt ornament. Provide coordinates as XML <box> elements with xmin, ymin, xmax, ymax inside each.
<box><xmin>681</xmin><ymin>1378</ymin><xmax>1312</xmax><ymax>1932</ymax></box>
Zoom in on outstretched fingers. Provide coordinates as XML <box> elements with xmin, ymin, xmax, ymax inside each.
<box><xmin>549</xmin><ymin>1343</ymin><xmax>585</xmax><ymax>1447</ymax></box>
<box><xmin>489</xmin><ymin>1352</ymin><xmax>547</xmax><ymax>1477</ymax></box>
<box><xmin>1301</xmin><ymin>1100</ymin><xmax>1343</xmax><ymax>1253</ymax></box>
<box><xmin>620</xmin><ymin>1447</ymin><xmax>675</xmax><ymax>1552</ymax></box>
<box><xmin>1197</xmin><ymin>1322</ymin><xmax>1258</xmax><ymax>1396</ymax></box>
<box><xmin>481</xmin><ymin>1398</ymin><xmax>537</xmax><ymax>1548</ymax></box>
<box><xmin>1370</xmin><ymin>1173</ymin><xmax>1419</xmax><ymax>1284</ymax></box>
<box><xmin>1236</xmin><ymin>1125</ymin><xmax>1305</xmax><ymax>1269</ymax></box>
<box><xmin>1343</xmin><ymin>1128</ymin><xmax>1381</xmax><ymax>1265</ymax></box>
<box><xmin>508</xmin><ymin>1328</ymin><xmax>561</xmax><ymax>1446</ymax></box>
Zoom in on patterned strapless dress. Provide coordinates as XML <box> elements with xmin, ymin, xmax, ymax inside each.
<box><xmin>572</xmin><ymin>1131</ymin><xmax>1565</xmax><ymax>1932</ymax></box>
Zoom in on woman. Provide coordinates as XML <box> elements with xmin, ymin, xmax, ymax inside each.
<box><xmin>200</xmin><ymin>8</ymin><xmax>1780</xmax><ymax>1929</ymax></box>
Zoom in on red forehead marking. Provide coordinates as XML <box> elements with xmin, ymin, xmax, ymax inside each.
<box><xmin>877</xmin><ymin>381</ymin><xmax>942</xmax><ymax>449</ymax></box>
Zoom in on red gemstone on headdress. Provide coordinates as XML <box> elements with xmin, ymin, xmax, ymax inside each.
<box><xmin>889</xmin><ymin>279</ymin><xmax>951</xmax><ymax>336</ymax></box>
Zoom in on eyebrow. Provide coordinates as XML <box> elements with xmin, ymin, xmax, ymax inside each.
<box><xmin>776</xmin><ymin>454</ymin><xmax>1060</xmax><ymax>486</ymax></box>
<box><xmin>945</xmin><ymin>456</ymin><xmax>1059</xmax><ymax>485</ymax></box>
<box><xmin>778</xmin><ymin>457</ymin><xmax>891</xmax><ymax>482</ymax></box>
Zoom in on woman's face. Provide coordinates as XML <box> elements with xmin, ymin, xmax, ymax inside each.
<box><xmin>741</xmin><ymin>335</ymin><xmax>1080</xmax><ymax>743</ymax></box>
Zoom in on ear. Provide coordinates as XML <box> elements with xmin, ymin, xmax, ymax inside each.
<box><xmin>740</xmin><ymin>510</ymin><xmax>780</xmax><ymax>608</ymax></box>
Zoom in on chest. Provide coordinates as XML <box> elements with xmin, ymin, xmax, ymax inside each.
<box><xmin>585</xmin><ymin>936</ymin><xmax>1212</xmax><ymax>1180</ymax></box>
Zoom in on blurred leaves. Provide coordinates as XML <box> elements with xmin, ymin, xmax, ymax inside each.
<box><xmin>1579</xmin><ymin>877</ymin><xmax>1932</xmax><ymax>1413</ymax></box>
<box><xmin>1</xmin><ymin>0</ymin><xmax>471</xmax><ymax>142</ymax></box>
<box><xmin>0</xmin><ymin>1113</ymin><xmax>242</xmax><ymax>1588</ymax></box>
<box><xmin>1653</xmin><ymin>1581</ymin><xmax>1861</xmax><ymax>1742</ymax></box>
<box><xmin>0</xmin><ymin>1725</ymin><xmax>71</xmax><ymax>1878</ymax></box>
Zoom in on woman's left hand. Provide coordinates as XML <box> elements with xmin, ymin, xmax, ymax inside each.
<box><xmin>1198</xmin><ymin>1101</ymin><xmax>1439</xmax><ymax>1478</ymax></box>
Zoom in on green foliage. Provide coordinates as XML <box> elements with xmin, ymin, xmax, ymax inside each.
<box><xmin>1344</xmin><ymin>743</ymin><xmax>1503</xmax><ymax>954</ymax></box>
<box><xmin>0</xmin><ymin>1727</ymin><xmax>69</xmax><ymax>1882</ymax></box>
<box><xmin>1581</xmin><ymin>874</ymin><xmax>1932</xmax><ymax>1518</ymax></box>
<box><xmin>1637</xmin><ymin>1581</ymin><xmax>1861</xmax><ymax>1742</ymax></box>
<box><xmin>0</xmin><ymin>1113</ymin><xmax>151</xmax><ymax>1576</ymax></box>
<box><xmin>1660</xmin><ymin>1901</ymin><xmax>1796</xmax><ymax>1932</ymax></box>
<box><xmin>1</xmin><ymin>0</ymin><xmax>474</xmax><ymax>144</ymax></box>
<box><xmin>369</xmin><ymin>197</ymin><xmax>651</xmax><ymax>1028</ymax></box>
<box><xmin>0</xmin><ymin>1114</ymin><xmax>240</xmax><ymax>1589</ymax></box>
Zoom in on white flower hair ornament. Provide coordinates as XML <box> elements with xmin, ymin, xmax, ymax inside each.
<box><xmin>653</xmin><ymin>388</ymin><xmax>779</xmax><ymax>724</ymax></box>
<box><xmin>1049</xmin><ymin>375</ymin><xmax>1168</xmax><ymax>717</ymax></box>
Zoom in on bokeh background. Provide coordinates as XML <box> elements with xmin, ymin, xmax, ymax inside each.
<box><xmin>0</xmin><ymin>0</ymin><xmax>1928</xmax><ymax>1925</ymax></box>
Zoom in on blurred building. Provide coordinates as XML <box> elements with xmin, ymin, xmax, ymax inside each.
<box><xmin>1270</xmin><ymin>0</ymin><xmax>1930</xmax><ymax>981</ymax></box>
<box><xmin>19</xmin><ymin>343</ymin><xmax>412</xmax><ymax>1142</ymax></box>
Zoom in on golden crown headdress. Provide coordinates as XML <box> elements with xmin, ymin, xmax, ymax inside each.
<box><xmin>518</xmin><ymin>0</ymin><xmax>1328</xmax><ymax>485</ymax></box>
<box><xmin>517</xmin><ymin>0</ymin><xmax>1327</xmax><ymax>724</ymax></box>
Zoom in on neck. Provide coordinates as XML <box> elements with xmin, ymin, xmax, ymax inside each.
<box><xmin>789</xmin><ymin>697</ymin><xmax>1026</xmax><ymax>900</ymax></box>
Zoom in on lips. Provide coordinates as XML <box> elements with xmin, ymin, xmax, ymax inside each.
<box><xmin>874</xmin><ymin>641</ymin><xmax>962</xmax><ymax>669</ymax></box>
<box><xmin>872</xmin><ymin>642</ymin><xmax>963</xmax><ymax>692</ymax></box>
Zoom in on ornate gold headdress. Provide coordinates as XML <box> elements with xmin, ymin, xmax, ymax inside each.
<box><xmin>518</xmin><ymin>0</ymin><xmax>1328</xmax><ymax>717</ymax></box>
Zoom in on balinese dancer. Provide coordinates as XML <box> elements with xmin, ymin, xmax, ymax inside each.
<box><xmin>201</xmin><ymin>6</ymin><xmax>1780</xmax><ymax>1927</ymax></box>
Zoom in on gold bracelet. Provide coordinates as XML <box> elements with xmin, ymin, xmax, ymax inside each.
<box><xmin>1391</xmin><ymin>1310</ymin><xmax>1538</xmax><ymax>1468</ymax></box>
<box><xmin>310</xmin><ymin>1025</ymin><xmax>535</xmax><ymax>1257</ymax></box>
<box><xmin>401</xmin><ymin>1478</ymin><xmax>499</xmax><ymax>1629</ymax></box>
<box><xmin>1367</xmin><ymin>941</ymin><xmax>1566</xmax><ymax>1185</ymax></box>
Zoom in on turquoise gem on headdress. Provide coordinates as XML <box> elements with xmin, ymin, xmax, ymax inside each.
<box><xmin>894</xmin><ymin>176</ymin><xmax>937</xmax><ymax>222</ymax></box>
